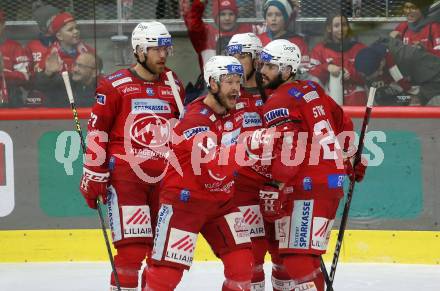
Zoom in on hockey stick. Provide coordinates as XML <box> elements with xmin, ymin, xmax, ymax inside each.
<box><xmin>62</xmin><ymin>71</ymin><xmax>121</xmax><ymax>291</ymax></box>
<box><xmin>166</xmin><ymin>70</ymin><xmax>184</xmax><ymax>117</ymax></box>
<box><xmin>325</xmin><ymin>87</ymin><xmax>376</xmax><ymax>291</ymax></box>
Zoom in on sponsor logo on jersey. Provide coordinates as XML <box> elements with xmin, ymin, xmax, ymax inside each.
<box><xmin>130</xmin><ymin>116</ymin><xmax>171</xmax><ymax>147</ymax></box>
<box><xmin>224</xmin><ymin>212</ymin><xmax>251</xmax><ymax>244</ymax></box>
<box><xmin>152</xmin><ymin>204</ymin><xmax>173</xmax><ymax>261</ymax></box>
<box><xmin>264</xmin><ymin>108</ymin><xmax>289</xmax><ymax>123</ymax></box>
<box><xmin>224</xmin><ymin>121</ymin><xmax>233</xmax><ymax>131</ymax></box>
<box><xmin>146</xmin><ymin>87</ymin><xmax>155</xmax><ymax>96</ymax></box>
<box><xmin>122</xmin><ymin>205</ymin><xmax>153</xmax><ymax>238</ymax></box>
<box><xmin>120</xmin><ymin>84</ymin><xmax>141</xmax><ymax>95</ymax></box>
<box><xmin>112</xmin><ymin>77</ymin><xmax>132</xmax><ymax>87</ymax></box>
<box><xmin>107</xmin><ymin>186</ymin><xmax>122</xmax><ymax>242</ymax></box>
<box><xmin>180</xmin><ymin>189</ymin><xmax>190</xmax><ymax>202</ymax></box>
<box><xmin>290</xmin><ymin>200</ymin><xmax>313</xmax><ymax>249</ymax></box>
<box><xmin>183</xmin><ymin>126</ymin><xmax>209</xmax><ymax>140</ymax></box>
<box><xmin>158</xmin><ymin>86</ymin><xmax>174</xmax><ymax>98</ymax></box>
<box><xmin>131</xmin><ymin>98</ymin><xmax>171</xmax><ymax>114</ymax></box>
<box><xmin>243</xmin><ymin>112</ymin><xmax>262</xmax><ymax>128</ymax></box>
<box><xmin>307</xmin><ymin>81</ymin><xmax>317</xmax><ymax>89</ymax></box>
<box><xmin>327</xmin><ymin>174</ymin><xmax>346</xmax><ymax>189</ymax></box>
<box><xmin>303</xmin><ymin>90</ymin><xmax>319</xmax><ymax>103</ymax></box>
<box><xmin>239</xmin><ymin>205</ymin><xmax>265</xmax><ymax>238</ymax></box>
<box><xmin>165</xmin><ymin>228</ymin><xmax>197</xmax><ymax>267</ymax></box>
<box><xmin>96</xmin><ymin>93</ymin><xmax>106</xmax><ymax>105</ymax></box>
<box><xmin>107</xmin><ymin>72</ymin><xmax>124</xmax><ymax>80</ymax></box>
<box><xmin>221</xmin><ymin>128</ymin><xmax>241</xmax><ymax>146</ymax></box>
<box><xmin>288</xmin><ymin>87</ymin><xmax>303</xmax><ymax>99</ymax></box>
<box><xmin>255</xmin><ymin>99</ymin><xmax>263</xmax><ymax>107</ymax></box>
<box><xmin>311</xmin><ymin>217</ymin><xmax>334</xmax><ymax>251</ymax></box>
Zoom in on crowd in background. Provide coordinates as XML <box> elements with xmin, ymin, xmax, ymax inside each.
<box><xmin>1</xmin><ymin>0</ymin><xmax>440</xmax><ymax>108</ymax></box>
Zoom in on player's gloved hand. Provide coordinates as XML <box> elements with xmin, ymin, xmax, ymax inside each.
<box><xmin>79</xmin><ymin>167</ymin><xmax>110</xmax><ymax>209</ymax></box>
<box><xmin>344</xmin><ymin>157</ymin><xmax>368</xmax><ymax>182</ymax></box>
<box><xmin>259</xmin><ymin>182</ymin><xmax>287</xmax><ymax>223</ymax></box>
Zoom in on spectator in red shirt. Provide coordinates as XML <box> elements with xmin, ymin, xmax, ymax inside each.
<box><xmin>258</xmin><ymin>0</ymin><xmax>309</xmax><ymax>70</ymax></box>
<box><xmin>390</xmin><ymin>0</ymin><xmax>440</xmax><ymax>57</ymax></box>
<box><xmin>181</xmin><ymin>0</ymin><xmax>254</xmax><ymax>71</ymax></box>
<box><xmin>0</xmin><ymin>10</ymin><xmax>31</xmax><ymax>107</ymax></box>
<box><xmin>309</xmin><ymin>12</ymin><xmax>367</xmax><ymax>105</ymax></box>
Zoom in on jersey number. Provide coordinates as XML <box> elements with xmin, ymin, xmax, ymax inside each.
<box><xmin>313</xmin><ymin>119</ymin><xmax>340</xmax><ymax>160</ymax></box>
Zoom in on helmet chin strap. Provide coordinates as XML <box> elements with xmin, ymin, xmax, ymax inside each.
<box><xmin>135</xmin><ymin>52</ymin><xmax>156</xmax><ymax>75</ymax></box>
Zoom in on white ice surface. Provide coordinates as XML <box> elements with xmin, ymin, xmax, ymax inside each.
<box><xmin>0</xmin><ymin>262</ymin><xmax>439</xmax><ymax>290</ymax></box>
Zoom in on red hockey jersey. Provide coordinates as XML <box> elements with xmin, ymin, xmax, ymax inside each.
<box><xmin>160</xmin><ymin>97</ymin><xmax>245</xmax><ymax>203</ymax></box>
<box><xmin>85</xmin><ymin>68</ymin><xmax>184</xmax><ymax>183</ymax></box>
<box><xmin>262</xmin><ymin>80</ymin><xmax>353</xmax><ymax>198</ymax></box>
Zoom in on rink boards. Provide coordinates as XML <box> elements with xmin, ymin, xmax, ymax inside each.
<box><xmin>0</xmin><ymin>107</ymin><xmax>439</xmax><ymax>264</ymax></box>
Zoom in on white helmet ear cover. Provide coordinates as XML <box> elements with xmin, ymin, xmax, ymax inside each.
<box><xmin>131</xmin><ymin>21</ymin><xmax>172</xmax><ymax>53</ymax></box>
<box><xmin>203</xmin><ymin>55</ymin><xmax>244</xmax><ymax>87</ymax></box>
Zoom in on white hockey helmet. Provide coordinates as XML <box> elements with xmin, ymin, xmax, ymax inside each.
<box><xmin>260</xmin><ymin>39</ymin><xmax>301</xmax><ymax>73</ymax></box>
<box><xmin>131</xmin><ymin>21</ymin><xmax>172</xmax><ymax>53</ymax></box>
<box><xmin>226</xmin><ymin>33</ymin><xmax>263</xmax><ymax>59</ymax></box>
<box><xmin>204</xmin><ymin>55</ymin><xmax>244</xmax><ymax>86</ymax></box>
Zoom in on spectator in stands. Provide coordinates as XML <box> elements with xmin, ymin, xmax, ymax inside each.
<box><xmin>0</xmin><ymin>10</ymin><xmax>31</xmax><ymax>108</ymax></box>
<box><xmin>24</xmin><ymin>4</ymin><xmax>59</xmax><ymax>106</ymax></box>
<box><xmin>309</xmin><ymin>12</ymin><xmax>367</xmax><ymax>105</ymax></box>
<box><xmin>34</xmin><ymin>52</ymin><xmax>102</xmax><ymax>107</ymax></box>
<box><xmin>42</xmin><ymin>11</ymin><xmax>94</xmax><ymax>73</ymax></box>
<box><xmin>354</xmin><ymin>37</ymin><xmax>440</xmax><ymax>106</ymax></box>
<box><xmin>390</xmin><ymin>0</ymin><xmax>440</xmax><ymax>57</ymax></box>
<box><xmin>181</xmin><ymin>0</ymin><xmax>254</xmax><ymax>71</ymax></box>
<box><xmin>258</xmin><ymin>0</ymin><xmax>309</xmax><ymax>71</ymax></box>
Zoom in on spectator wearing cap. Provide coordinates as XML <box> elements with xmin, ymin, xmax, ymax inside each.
<box><xmin>0</xmin><ymin>10</ymin><xmax>31</xmax><ymax>107</ymax></box>
<box><xmin>25</xmin><ymin>4</ymin><xmax>59</xmax><ymax>73</ymax></box>
<box><xmin>354</xmin><ymin>37</ymin><xmax>440</xmax><ymax>106</ymax></box>
<box><xmin>258</xmin><ymin>0</ymin><xmax>309</xmax><ymax>71</ymax></box>
<box><xmin>309</xmin><ymin>12</ymin><xmax>367</xmax><ymax>105</ymax></box>
<box><xmin>41</xmin><ymin>12</ymin><xmax>93</xmax><ymax>75</ymax></box>
<box><xmin>181</xmin><ymin>0</ymin><xmax>254</xmax><ymax>71</ymax></box>
<box><xmin>390</xmin><ymin>0</ymin><xmax>440</xmax><ymax>57</ymax></box>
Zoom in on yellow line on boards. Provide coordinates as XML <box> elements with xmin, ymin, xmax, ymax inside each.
<box><xmin>0</xmin><ymin>230</ymin><xmax>439</xmax><ymax>264</ymax></box>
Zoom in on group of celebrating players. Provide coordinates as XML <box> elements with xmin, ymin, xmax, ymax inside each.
<box><xmin>78</xmin><ymin>20</ymin><xmax>367</xmax><ymax>291</ymax></box>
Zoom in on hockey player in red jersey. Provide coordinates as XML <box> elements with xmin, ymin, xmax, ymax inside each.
<box><xmin>79</xmin><ymin>21</ymin><xmax>184</xmax><ymax>290</ymax></box>
<box><xmin>226</xmin><ymin>32</ymin><xmax>294</xmax><ymax>291</ymax></box>
<box><xmin>254</xmin><ymin>39</ymin><xmax>366</xmax><ymax>291</ymax></box>
<box><xmin>143</xmin><ymin>56</ymin><xmax>254</xmax><ymax>291</ymax></box>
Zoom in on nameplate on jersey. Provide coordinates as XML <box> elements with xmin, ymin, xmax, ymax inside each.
<box><xmin>243</xmin><ymin>112</ymin><xmax>262</xmax><ymax>128</ymax></box>
<box><xmin>112</xmin><ymin>77</ymin><xmax>132</xmax><ymax>87</ymax></box>
<box><xmin>221</xmin><ymin>128</ymin><xmax>241</xmax><ymax>146</ymax></box>
<box><xmin>264</xmin><ymin>108</ymin><xmax>289</xmax><ymax>123</ymax></box>
<box><xmin>183</xmin><ymin>126</ymin><xmax>209</xmax><ymax>140</ymax></box>
<box><xmin>132</xmin><ymin>98</ymin><xmax>171</xmax><ymax>114</ymax></box>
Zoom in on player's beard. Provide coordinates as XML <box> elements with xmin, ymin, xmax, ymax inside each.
<box><xmin>264</xmin><ymin>73</ymin><xmax>284</xmax><ymax>90</ymax></box>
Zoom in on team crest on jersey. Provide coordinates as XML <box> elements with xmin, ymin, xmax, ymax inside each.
<box><xmin>130</xmin><ymin>116</ymin><xmax>171</xmax><ymax>147</ymax></box>
<box><xmin>96</xmin><ymin>94</ymin><xmax>106</xmax><ymax>105</ymax></box>
<box><xmin>255</xmin><ymin>99</ymin><xmax>263</xmax><ymax>106</ymax></box>
<box><xmin>264</xmin><ymin>108</ymin><xmax>289</xmax><ymax>123</ymax></box>
<box><xmin>132</xmin><ymin>98</ymin><xmax>171</xmax><ymax>114</ymax></box>
<box><xmin>183</xmin><ymin>126</ymin><xmax>209</xmax><ymax>140</ymax></box>
<box><xmin>224</xmin><ymin>121</ymin><xmax>233</xmax><ymax>131</ymax></box>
